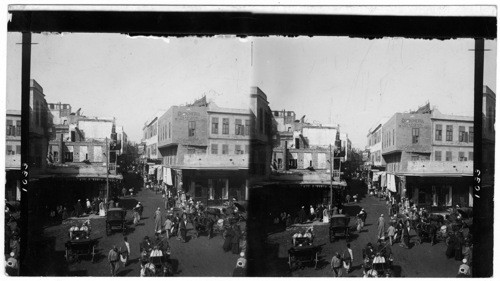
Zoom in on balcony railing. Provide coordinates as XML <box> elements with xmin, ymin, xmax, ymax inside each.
<box><xmin>182</xmin><ymin>154</ymin><xmax>248</xmax><ymax>169</ymax></box>
<box><xmin>405</xmin><ymin>160</ymin><xmax>473</xmax><ymax>175</ymax></box>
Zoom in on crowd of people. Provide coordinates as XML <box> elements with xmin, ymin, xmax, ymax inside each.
<box><xmin>4</xmin><ymin>206</ymin><xmax>20</xmax><ymax>276</ymax></box>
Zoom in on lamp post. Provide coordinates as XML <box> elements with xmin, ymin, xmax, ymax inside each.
<box><xmin>105</xmin><ymin>137</ymin><xmax>110</xmax><ymax>201</ymax></box>
<box><xmin>329</xmin><ymin>144</ymin><xmax>333</xmax><ymax>207</ymax></box>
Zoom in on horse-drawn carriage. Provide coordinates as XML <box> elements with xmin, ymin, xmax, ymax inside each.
<box><xmin>65</xmin><ymin>229</ymin><xmax>97</xmax><ymax>263</ymax></box>
<box><xmin>288</xmin><ymin>237</ymin><xmax>322</xmax><ymax>270</ymax></box>
<box><xmin>106</xmin><ymin>208</ymin><xmax>127</xmax><ymax>236</ymax></box>
<box><xmin>362</xmin><ymin>246</ymin><xmax>393</xmax><ymax>277</ymax></box>
<box><xmin>329</xmin><ymin>214</ymin><xmax>351</xmax><ymax>243</ymax></box>
<box><xmin>140</xmin><ymin>239</ymin><xmax>173</xmax><ymax>276</ymax></box>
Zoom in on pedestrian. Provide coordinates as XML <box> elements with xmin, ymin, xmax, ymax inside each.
<box><xmin>223</xmin><ymin>225</ymin><xmax>234</xmax><ymax>252</ymax></box>
<box><xmin>357</xmin><ymin>209</ymin><xmax>367</xmax><ymax>232</ymax></box>
<box><xmin>179</xmin><ymin>213</ymin><xmax>188</xmax><ymax>243</ymax></box>
<box><xmin>86</xmin><ymin>199</ymin><xmax>91</xmax><ymax>214</ymax></box>
<box><xmin>298</xmin><ymin>206</ymin><xmax>307</xmax><ymax>224</ymax></box>
<box><xmin>74</xmin><ymin>200</ymin><xmax>82</xmax><ymax>217</ymax></box>
<box><xmin>331</xmin><ymin>252</ymin><xmax>343</xmax><ymax>277</ymax></box>
<box><xmin>133</xmin><ymin>204</ymin><xmax>141</xmax><ymax>225</ymax></box>
<box><xmin>99</xmin><ymin>200</ymin><xmax>106</xmax><ymax>217</ymax></box>
<box><xmin>345</xmin><ymin>194</ymin><xmax>351</xmax><ymax>204</ymax></box>
<box><xmin>120</xmin><ymin>236</ymin><xmax>130</xmax><ymax>266</ymax></box>
<box><xmin>153</xmin><ymin>207</ymin><xmax>162</xmax><ymax>234</ymax></box>
<box><xmin>400</xmin><ymin>220</ymin><xmax>410</xmax><ymax>249</ymax></box>
<box><xmin>129</xmin><ymin>187</ymin><xmax>134</xmax><ymax>197</ymax></box>
<box><xmin>108</xmin><ymin>245</ymin><xmax>120</xmax><ymax>276</ymax></box>
<box><xmin>377</xmin><ymin>214</ymin><xmax>386</xmax><ymax>240</ymax></box>
<box><xmin>138</xmin><ymin>202</ymin><xmax>144</xmax><ymax>218</ymax></box>
<box><xmin>122</xmin><ymin>187</ymin><xmax>127</xmax><ymax>198</ymax></box>
<box><xmin>309</xmin><ymin>205</ymin><xmax>315</xmax><ymax>221</ymax></box>
<box><xmin>387</xmin><ymin>223</ymin><xmax>396</xmax><ymax>245</ymax></box>
<box><xmin>322</xmin><ymin>207</ymin><xmax>330</xmax><ymax>223</ymax></box>
<box><xmin>343</xmin><ymin>243</ymin><xmax>353</xmax><ymax>274</ymax></box>
<box><xmin>164</xmin><ymin>216</ymin><xmax>173</xmax><ymax>239</ymax></box>
<box><xmin>232</xmin><ymin>224</ymin><xmax>241</xmax><ymax>254</ymax></box>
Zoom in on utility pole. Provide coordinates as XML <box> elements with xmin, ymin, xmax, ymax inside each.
<box><xmin>329</xmin><ymin>144</ymin><xmax>333</xmax><ymax>207</ymax></box>
<box><xmin>106</xmin><ymin>137</ymin><xmax>110</xmax><ymax>201</ymax></box>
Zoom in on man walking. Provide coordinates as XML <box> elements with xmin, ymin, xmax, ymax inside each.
<box><xmin>377</xmin><ymin>214</ymin><xmax>386</xmax><ymax>240</ymax></box>
<box><xmin>108</xmin><ymin>245</ymin><xmax>120</xmax><ymax>276</ymax></box>
<box><xmin>153</xmin><ymin>207</ymin><xmax>162</xmax><ymax>234</ymax></box>
<box><xmin>331</xmin><ymin>252</ymin><xmax>343</xmax><ymax>277</ymax></box>
<box><xmin>343</xmin><ymin>243</ymin><xmax>353</xmax><ymax>274</ymax></box>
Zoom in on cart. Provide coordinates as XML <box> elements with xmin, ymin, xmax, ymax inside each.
<box><xmin>64</xmin><ymin>231</ymin><xmax>98</xmax><ymax>263</ymax></box>
<box><xmin>329</xmin><ymin>214</ymin><xmax>351</xmax><ymax>242</ymax></box>
<box><xmin>288</xmin><ymin>238</ymin><xmax>321</xmax><ymax>271</ymax></box>
<box><xmin>106</xmin><ymin>208</ymin><xmax>127</xmax><ymax>236</ymax></box>
<box><xmin>140</xmin><ymin>247</ymin><xmax>173</xmax><ymax>276</ymax></box>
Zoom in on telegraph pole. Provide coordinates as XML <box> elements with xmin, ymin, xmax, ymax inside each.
<box><xmin>329</xmin><ymin>144</ymin><xmax>333</xmax><ymax>207</ymax></box>
<box><xmin>106</xmin><ymin>137</ymin><xmax>110</xmax><ymax>201</ymax></box>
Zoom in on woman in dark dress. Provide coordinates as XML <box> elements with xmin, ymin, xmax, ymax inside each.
<box><xmin>231</xmin><ymin>225</ymin><xmax>241</xmax><ymax>254</ymax></box>
<box><xmin>223</xmin><ymin>225</ymin><xmax>234</xmax><ymax>252</ymax></box>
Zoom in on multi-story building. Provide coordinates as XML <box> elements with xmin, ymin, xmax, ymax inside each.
<box><xmin>142</xmin><ymin>111</ymin><xmax>165</xmax><ymax>161</ymax></box>
<box><xmin>42</xmin><ymin>101</ymin><xmax>123</xmax><ymax>201</ymax></box>
<box><xmin>29</xmin><ymin>80</ymin><xmax>54</xmax><ymax>175</ymax></box>
<box><xmin>250</xmin><ymin>87</ymin><xmax>274</xmax><ymax>182</ymax></box>
<box><xmin>157</xmin><ymin>97</ymin><xmax>251</xmax><ymax>205</ymax></box>
<box><xmin>365</xmin><ymin>118</ymin><xmax>389</xmax><ymax>168</ymax></box>
<box><xmin>380</xmin><ymin>103</ymin><xmax>473</xmax><ymax>209</ymax></box>
<box><xmin>5</xmin><ymin>110</ymin><xmax>22</xmax><ymax>201</ymax></box>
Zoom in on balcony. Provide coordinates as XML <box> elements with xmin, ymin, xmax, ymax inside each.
<box><xmin>403</xmin><ymin>160</ymin><xmax>473</xmax><ymax>176</ymax></box>
<box><xmin>182</xmin><ymin>154</ymin><xmax>248</xmax><ymax>169</ymax></box>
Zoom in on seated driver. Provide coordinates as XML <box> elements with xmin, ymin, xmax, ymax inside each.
<box><xmin>292</xmin><ymin>231</ymin><xmax>303</xmax><ymax>246</ymax></box>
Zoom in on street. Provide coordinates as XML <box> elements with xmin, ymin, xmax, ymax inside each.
<box><xmin>258</xmin><ymin>180</ymin><xmax>464</xmax><ymax>277</ymax></box>
<box><xmin>41</xmin><ymin>182</ymin><xmax>241</xmax><ymax>276</ymax></box>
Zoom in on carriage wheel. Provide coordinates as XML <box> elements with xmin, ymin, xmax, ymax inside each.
<box><xmin>65</xmin><ymin>248</ymin><xmax>70</xmax><ymax>262</ymax></box>
<box><xmin>288</xmin><ymin>254</ymin><xmax>292</xmax><ymax>270</ymax></box>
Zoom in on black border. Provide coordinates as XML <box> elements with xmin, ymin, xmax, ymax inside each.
<box><xmin>8</xmin><ymin>11</ymin><xmax>497</xmax><ymax>39</ymax></box>
<box><xmin>7</xmin><ymin>8</ymin><xmax>496</xmax><ymax>277</ymax></box>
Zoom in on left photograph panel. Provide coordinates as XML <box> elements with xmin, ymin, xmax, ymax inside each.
<box><xmin>6</xmin><ymin>32</ymin><xmax>251</xmax><ymax>276</ymax></box>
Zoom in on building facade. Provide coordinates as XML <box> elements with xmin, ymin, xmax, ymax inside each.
<box><xmin>157</xmin><ymin>97</ymin><xmax>251</xmax><ymax>205</ymax></box>
<box><xmin>379</xmin><ymin>104</ymin><xmax>473</xmax><ymax>209</ymax></box>
<box><xmin>250</xmin><ymin>87</ymin><xmax>274</xmax><ymax>183</ymax></box>
<box><xmin>5</xmin><ymin>110</ymin><xmax>22</xmax><ymax>201</ymax></box>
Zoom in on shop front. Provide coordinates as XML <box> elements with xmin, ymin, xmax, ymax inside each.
<box><xmin>181</xmin><ymin>169</ymin><xmax>248</xmax><ymax>206</ymax></box>
<box><xmin>404</xmin><ymin>175</ymin><xmax>473</xmax><ymax>211</ymax></box>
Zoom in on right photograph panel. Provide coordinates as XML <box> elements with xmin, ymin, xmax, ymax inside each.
<box><xmin>247</xmin><ymin>36</ymin><xmax>496</xmax><ymax>277</ymax></box>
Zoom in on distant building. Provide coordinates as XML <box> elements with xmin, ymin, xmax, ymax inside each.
<box><xmin>142</xmin><ymin>111</ymin><xmax>165</xmax><ymax>162</ymax></box>
<box><xmin>365</xmin><ymin>118</ymin><xmax>389</xmax><ymax>170</ymax></box>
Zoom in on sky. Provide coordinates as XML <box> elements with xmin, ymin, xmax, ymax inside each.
<box><xmin>6</xmin><ymin>33</ymin><xmax>496</xmax><ymax>148</ymax></box>
<box><xmin>6</xmin><ymin>33</ymin><xmax>252</xmax><ymax>142</ymax></box>
<box><xmin>252</xmin><ymin>37</ymin><xmax>497</xmax><ymax>149</ymax></box>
